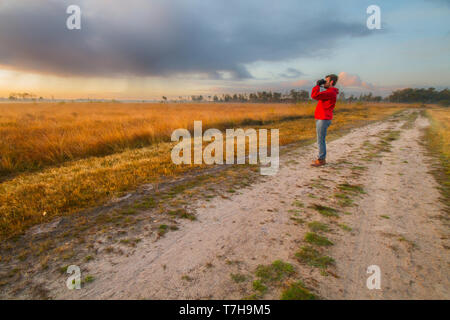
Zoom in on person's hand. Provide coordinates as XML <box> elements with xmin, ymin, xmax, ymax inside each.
<box><xmin>316</xmin><ymin>79</ymin><xmax>326</xmax><ymax>86</ymax></box>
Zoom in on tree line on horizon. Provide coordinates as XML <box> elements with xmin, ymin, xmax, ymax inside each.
<box><xmin>4</xmin><ymin>87</ymin><xmax>449</xmax><ymax>106</ymax></box>
<box><xmin>387</xmin><ymin>87</ymin><xmax>449</xmax><ymax>105</ymax></box>
<box><xmin>189</xmin><ymin>87</ymin><xmax>449</xmax><ymax>105</ymax></box>
<box><xmin>7</xmin><ymin>92</ymin><xmax>44</xmax><ymax>101</ymax></box>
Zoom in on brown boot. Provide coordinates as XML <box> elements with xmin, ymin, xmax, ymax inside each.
<box><xmin>311</xmin><ymin>159</ymin><xmax>326</xmax><ymax>167</ymax></box>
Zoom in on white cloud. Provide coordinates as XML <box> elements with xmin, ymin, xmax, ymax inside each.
<box><xmin>338</xmin><ymin>72</ymin><xmax>375</xmax><ymax>90</ymax></box>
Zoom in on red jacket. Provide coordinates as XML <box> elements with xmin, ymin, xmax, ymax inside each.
<box><xmin>311</xmin><ymin>85</ymin><xmax>339</xmax><ymax>120</ymax></box>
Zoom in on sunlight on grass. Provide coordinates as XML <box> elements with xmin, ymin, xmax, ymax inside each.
<box><xmin>0</xmin><ymin>102</ymin><xmax>405</xmax><ymax>239</ymax></box>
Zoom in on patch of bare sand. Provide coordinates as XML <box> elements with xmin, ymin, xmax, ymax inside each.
<box><xmin>320</xmin><ymin>115</ymin><xmax>449</xmax><ymax>299</ymax></box>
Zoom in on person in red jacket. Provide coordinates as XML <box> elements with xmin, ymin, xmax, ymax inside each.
<box><xmin>310</xmin><ymin>74</ymin><xmax>339</xmax><ymax>167</ymax></box>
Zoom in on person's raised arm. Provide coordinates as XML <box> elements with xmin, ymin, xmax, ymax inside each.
<box><xmin>311</xmin><ymin>85</ymin><xmax>335</xmax><ymax>101</ymax></box>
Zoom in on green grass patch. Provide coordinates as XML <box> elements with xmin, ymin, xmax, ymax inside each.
<box><xmin>339</xmin><ymin>223</ymin><xmax>352</xmax><ymax>232</ymax></box>
<box><xmin>167</xmin><ymin>208</ymin><xmax>196</xmax><ymax>220</ymax></box>
<box><xmin>133</xmin><ymin>197</ymin><xmax>156</xmax><ymax>209</ymax></box>
<box><xmin>334</xmin><ymin>193</ymin><xmax>354</xmax><ymax>207</ymax></box>
<box><xmin>59</xmin><ymin>265</ymin><xmax>69</xmax><ymax>274</ymax></box>
<box><xmin>255</xmin><ymin>260</ymin><xmax>295</xmax><ymax>284</ymax></box>
<box><xmin>230</xmin><ymin>273</ymin><xmax>247</xmax><ymax>283</ymax></box>
<box><xmin>252</xmin><ymin>280</ymin><xmax>268</xmax><ymax>294</ymax></box>
<box><xmin>292</xmin><ymin>200</ymin><xmax>304</xmax><ymax>208</ymax></box>
<box><xmin>304</xmin><ymin>232</ymin><xmax>333</xmax><ymax>246</ymax></box>
<box><xmin>337</xmin><ymin>183</ymin><xmax>365</xmax><ymax>195</ymax></box>
<box><xmin>120</xmin><ymin>208</ymin><xmax>137</xmax><ymax>215</ymax></box>
<box><xmin>311</xmin><ymin>204</ymin><xmax>339</xmax><ymax>217</ymax></box>
<box><xmin>295</xmin><ymin>246</ymin><xmax>334</xmax><ymax>269</ymax></box>
<box><xmin>119</xmin><ymin>238</ymin><xmax>142</xmax><ymax>245</ymax></box>
<box><xmin>384</xmin><ymin>130</ymin><xmax>401</xmax><ymax>142</ymax></box>
<box><xmin>280</xmin><ymin>281</ymin><xmax>317</xmax><ymax>300</ymax></box>
<box><xmin>158</xmin><ymin>224</ymin><xmax>168</xmax><ymax>236</ymax></box>
<box><xmin>307</xmin><ymin>221</ymin><xmax>329</xmax><ymax>232</ymax></box>
<box><xmin>82</xmin><ymin>275</ymin><xmax>95</xmax><ymax>284</ymax></box>
<box><xmin>290</xmin><ymin>216</ymin><xmax>305</xmax><ymax>224</ymax></box>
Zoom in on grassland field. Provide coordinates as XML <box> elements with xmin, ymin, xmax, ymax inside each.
<box><xmin>0</xmin><ymin>101</ymin><xmax>439</xmax><ymax>240</ymax></box>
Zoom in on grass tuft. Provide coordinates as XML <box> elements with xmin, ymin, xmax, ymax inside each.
<box><xmin>230</xmin><ymin>273</ymin><xmax>247</xmax><ymax>283</ymax></box>
<box><xmin>295</xmin><ymin>246</ymin><xmax>334</xmax><ymax>268</ymax></box>
<box><xmin>307</xmin><ymin>221</ymin><xmax>329</xmax><ymax>232</ymax></box>
<box><xmin>167</xmin><ymin>208</ymin><xmax>196</xmax><ymax>220</ymax></box>
<box><xmin>280</xmin><ymin>281</ymin><xmax>317</xmax><ymax>300</ymax></box>
<box><xmin>252</xmin><ymin>280</ymin><xmax>268</xmax><ymax>294</ymax></box>
<box><xmin>339</xmin><ymin>223</ymin><xmax>352</xmax><ymax>232</ymax></box>
<box><xmin>338</xmin><ymin>183</ymin><xmax>365</xmax><ymax>194</ymax></box>
<box><xmin>255</xmin><ymin>260</ymin><xmax>295</xmax><ymax>284</ymax></box>
<box><xmin>304</xmin><ymin>232</ymin><xmax>334</xmax><ymax>246</ymax></box>
<box><xmin>311</xmin><ymin>204</ymin><xmax>339</xmax><ymax>217</ymax></box>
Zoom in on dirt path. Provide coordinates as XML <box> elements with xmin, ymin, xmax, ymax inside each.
<box><xmin>318</xmin><ymin>114</ymin><xmax>449</xmax><ymax>299</ymax></box>
<box><xmin>13</xmin><ymin>110</ymin><xmax>449</xmax><ymax>300</ymax></box>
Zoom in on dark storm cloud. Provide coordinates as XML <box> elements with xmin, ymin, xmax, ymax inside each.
<box><xmin>0</xmin><ymin>0</ymin><xmax>372</xmax><ymax>79</ymax></box>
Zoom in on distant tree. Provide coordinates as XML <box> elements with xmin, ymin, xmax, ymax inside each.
<box><xmin>238</xmin><ymin>94</ymin><xmax>248</xmax><ymax>102</ymax></box>
<box><xmin>191</xmin><ymin>95</ymin><xmax>203</xmax><ymax>102</ymax></box>
<box><xmin>257</xmin><ymin>91</ymin><xmax>268</xmax><ymax>102</ymax></box>
<box><xmin>347</xmin><ymin>94</ymin><xmax>356</xmax><ymax>102</ymax></box>
<box><xmin>8</xmin><ymin>92</ymin><xmax>37</xmax><ymax>100</ymax></box>
<box><xmin>273</xmin><ymin>92</ymin><xmax>281</xmax><ymax>102</ymax></box>
<box><xmin>287</xmin><ymin>89</ymin><xmax>309</xmax><ymax>102</ymax></box>
<box><xmin>387</xmin><ymin>87</ymin><xmax>449</xmax><ymax>104</ymax></box>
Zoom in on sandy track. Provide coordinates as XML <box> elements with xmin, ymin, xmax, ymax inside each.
<box><xmin>319</xmin><ymin>115</ymin><xmax>449</xmax><ymax>299</ymax></box>
<box><xmin>41</xmin><ymin>110</ymin><xmax>449</xmax><ymax>299</ymax></box>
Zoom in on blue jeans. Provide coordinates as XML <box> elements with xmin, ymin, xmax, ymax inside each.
<box><xmin>316</xmin><ymin>119</ymin><xmax>331</xmax><ymax>160</ymax></box>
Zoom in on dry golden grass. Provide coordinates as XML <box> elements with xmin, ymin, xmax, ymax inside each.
<box><xmin>425</xmin><ymin>107</ymin><xmax>450</xmax><ymax>212</ymax></box>
<box><xmin>0</xmin><ymin>101</ymin><xmax>406</xmax><ymax>239</ymax></box>
<box><xmin>426</xmin><ymin>108</ymin><xmax>450</xmax><ymax>160</ymax></box>
<box><xmin>0</xmin><ymin>102</ymin><xmax>319</xmax><ymax>175</ymax></box>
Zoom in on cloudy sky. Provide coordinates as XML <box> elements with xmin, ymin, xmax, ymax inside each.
<box><xmin>0</xmin><ymin>0</ymin><xmax>449</xmax><ymax>99</ymax></box>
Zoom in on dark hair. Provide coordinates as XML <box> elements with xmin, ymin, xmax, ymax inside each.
<box><xmin>326</xmin><ymin>74</ymin><xmax>338</xmax><ymax>86</ymax></box>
